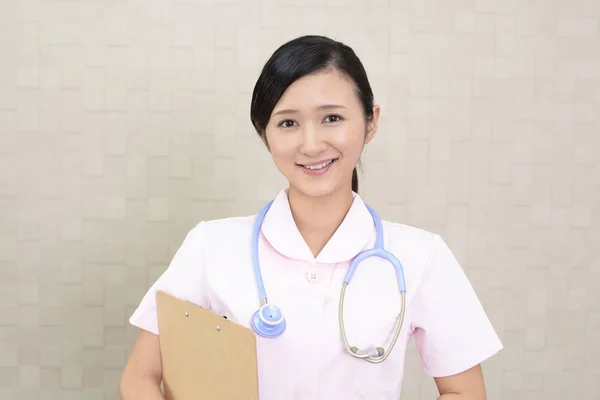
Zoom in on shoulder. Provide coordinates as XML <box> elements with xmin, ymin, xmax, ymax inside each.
<box><xmin>185</xmin><ymin>214</ymin><xmax>256</xmax><ymax>246</ymax></box>
<box><xmin>380</xmin><ymin>220</ymin><xmax>438</xmax><ymax>260</ymax></box>
<box><xmin>203</xmin><ymin>214</ymin><xmax>255</xmax><ymax>233</ymax></box>
<box><xmin>381</xmin><ymin>220</ymin><xmax>461</xmax><ymax>270</ymax></box>
<box><xmin>379</xmin><ymin>220</ymin><xmax>456</xmax><ymax>296</ymax></box>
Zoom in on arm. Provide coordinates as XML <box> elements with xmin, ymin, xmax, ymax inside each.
<box><xmin>434</xmin><ymin>365</ymin><xmax>487</xmax><ymax>400</ymax></box>
<box><xmin>119</xmin><ymin>330</ymin><xmax>165</xmax><ymax>400</ymax></box>
<box><xmin>122</xmin><ymin>223</ymin><xmax>210</xmax><ymax>399</ymax></box>
<box><xmin>411</xmin><ymin>235</ymin><xmax>502</xmax><ymax>400</ymax></box>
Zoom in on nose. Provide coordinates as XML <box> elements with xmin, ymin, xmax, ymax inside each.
<box><xmin>300</xmin><ymin>123</ymin><xmax>327</xmax><ymax>156</ymax></box>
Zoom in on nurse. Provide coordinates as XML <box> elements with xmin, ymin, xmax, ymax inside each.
<box><xmin>120</xmin><ymin>35</ymin><xmax>503</xmax><ymax>399</ymax></box>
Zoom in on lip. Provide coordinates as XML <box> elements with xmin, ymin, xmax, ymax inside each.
<box><xmin>297</xmin><ymin>158</ymin><xmax>337</xmax><ymax>167</ymax></box>
<box><xmin>297</xmin><ymin>158</ymin><xmax>338</xmax><ymax>176</ymax></box>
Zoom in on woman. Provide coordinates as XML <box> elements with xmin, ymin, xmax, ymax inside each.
<box><xmin>120</xmin><ymin>35</ymin><xmax>502</xmax><ymax>399</ymax></box>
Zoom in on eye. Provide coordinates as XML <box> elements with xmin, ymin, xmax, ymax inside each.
<box><xmin>323</xmin><ymin>114</ymin><xmax>343</xmax><ymax>123</ymax></box>
<box><xmin>278</xmin><ymin>119</ymin><xmax>297</xmax><ymax>128</ymax></box>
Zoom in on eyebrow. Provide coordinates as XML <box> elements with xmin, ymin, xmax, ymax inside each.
<box><xmin>271</xmin><ymin>104</ymin><xmax>347</xmax><ymax>117</ymax></box>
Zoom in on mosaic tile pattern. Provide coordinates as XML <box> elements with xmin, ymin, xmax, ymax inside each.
<box><xmin>0</xmin><ymin>0</ymin><xmax>599</xmax><ymax>398</ymax></box>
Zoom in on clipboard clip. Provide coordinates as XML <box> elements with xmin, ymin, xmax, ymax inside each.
<box><xmin>183</xmin><ymin>309</ymin><xmax>228</xmax><ymax>319</ymax></box>
<box><xmin>183</xmin><ymin>310</ymin><xmax>228</xmax><ymax>331</ymax></box>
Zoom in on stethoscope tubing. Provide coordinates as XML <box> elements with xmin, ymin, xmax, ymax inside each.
<box><xmin>250</xmin><ymin>198</ymin><xmax>407</xmax><ymax>363</ymax></box>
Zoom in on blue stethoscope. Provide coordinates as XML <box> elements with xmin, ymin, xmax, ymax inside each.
<box><xmin>250</xmin><ymin>200</ymin><xmax>407</xmax><ymax>363</ymax></box>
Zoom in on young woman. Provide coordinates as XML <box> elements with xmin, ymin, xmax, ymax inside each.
<box><xmin>120</xmin><ymin>35</ymin><xmax>502</xmax><ymax>400</ymax></box>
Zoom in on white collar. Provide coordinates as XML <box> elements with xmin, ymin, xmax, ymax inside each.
<box><xmin>260</xmin><ymin>189</ymin><xmax>374</xmax><ymax>263</ymax></box>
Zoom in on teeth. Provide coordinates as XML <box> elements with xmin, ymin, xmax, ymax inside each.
<box><xmin>304</xmin><ymin>160</ymin><xmax>334</xmax><ymax>170</ymax></box>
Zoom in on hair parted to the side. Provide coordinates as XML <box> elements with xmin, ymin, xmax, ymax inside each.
<box><xmin>250</xmin><ymin>35</ymin><xmax>375</xmax><ymax>193</ymax></box>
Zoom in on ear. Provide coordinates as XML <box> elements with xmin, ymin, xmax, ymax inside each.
<box><xmin>364</xmin><ymin>104</ymin><xmax>381</xmax><ymax>144</ymax></box>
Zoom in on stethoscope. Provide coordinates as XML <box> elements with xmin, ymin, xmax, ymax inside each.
<box><xmin>250</xmin><ymin>199</ymin><xmax>407</xmax><ymax>364</ymax></box>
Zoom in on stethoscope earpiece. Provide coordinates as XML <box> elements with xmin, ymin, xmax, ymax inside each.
<box><xmin>350</xmin><ymin>346</ymin><xmax>385</xmax><ymax>359</ymax></box>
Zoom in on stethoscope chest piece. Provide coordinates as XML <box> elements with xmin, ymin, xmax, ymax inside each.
<box><xmin>251</xmin><ymin>303</ymin><xmax>286</xmax><ymax>338</ymax></box>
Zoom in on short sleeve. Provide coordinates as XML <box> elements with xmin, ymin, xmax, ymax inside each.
<box><xmin>129</xmin><ymin>222</ymin><xmax>210</xmax><ymax>335</ymax></box>
<box><xmin>411</xmin><ymin>234</ymin><xmax>503</xmax><ymax>378</ymax></box>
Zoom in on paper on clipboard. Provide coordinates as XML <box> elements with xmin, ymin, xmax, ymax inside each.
<box><xmin>156</xmin><ymin>291</ymin><xmax>259</xmax><ymax>400</ymax></box>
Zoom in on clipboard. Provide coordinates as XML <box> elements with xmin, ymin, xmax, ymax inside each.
<box><xmin>156</xmin><ymin>290</ymin><xmax>259</xmax><ymax>400</ymax></box>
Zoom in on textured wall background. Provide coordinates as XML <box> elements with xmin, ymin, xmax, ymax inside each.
<box><xmin>0</xmin><ymin>0</ymin><xmax>599</xmax><ymax>399</ymax></box>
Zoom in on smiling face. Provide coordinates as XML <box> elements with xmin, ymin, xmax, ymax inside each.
<box><xmin>263</xmin><ymin>69</ymin><xmax>379</xmax><ymax>199</ymax></box>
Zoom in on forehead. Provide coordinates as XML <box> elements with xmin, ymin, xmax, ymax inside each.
<box><xmin>273</xmin><ymin>69</ymin><xmax>360</xmax><ymax>111</ymax></box>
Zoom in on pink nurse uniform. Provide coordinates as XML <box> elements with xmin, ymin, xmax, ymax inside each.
<box><xmin>129</xmin><ymin>189</ymin><xmax>503</xmax><ymax>399</ymax></box>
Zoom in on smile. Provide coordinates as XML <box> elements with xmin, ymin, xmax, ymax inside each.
<box><xmin>298</xmin><ymin>158</ymin><xmax>338</xmax><ymax>176</ymax></box>
<box><xmin>303</xmin><ymin>159</ymin><xmax>335</xmax><ymax>170</ymax></box>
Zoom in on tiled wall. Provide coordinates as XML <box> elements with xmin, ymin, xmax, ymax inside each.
<box><xmin>1</xmin><ymin>0</ymin><xmax>599</xmax><ymax>399</ymax></box>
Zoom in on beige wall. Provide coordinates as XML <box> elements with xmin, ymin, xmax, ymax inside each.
<box><xmin>1</xmin><ymin>0</ymin><xmax>599</xmax><ymax>399</ymax></box>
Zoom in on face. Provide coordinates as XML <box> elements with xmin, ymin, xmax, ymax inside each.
<box><xmin>263</xmin><ymin>69</ymin><xmax>380</xmax><ymax>199</ymax></box>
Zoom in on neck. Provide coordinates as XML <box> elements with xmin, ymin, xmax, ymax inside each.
<box><xmin>287</xmin><ymin>185</ymin><xmax>355</xmax><ymax>258</ymax></box>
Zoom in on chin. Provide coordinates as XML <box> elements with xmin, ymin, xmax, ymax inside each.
<box><xmin>290</xmin><ymin>180</ymin><xmax>343</xmax><ymax>199</ymax></box>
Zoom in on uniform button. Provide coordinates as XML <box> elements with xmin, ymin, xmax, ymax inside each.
<box><xmin>306</xmin><ymin>272</ymin><xmax>319</xmax><ymax>283</ymax></box>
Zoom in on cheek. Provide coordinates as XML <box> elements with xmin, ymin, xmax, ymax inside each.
<box><xmin>332</xmin><ymin>128</ymin><xmax>365</xmax><ymax>158</ymax></box>
<box><xmin>266</xmin><ymin>136</ymin><xmax>296</xmax><ymax>164</ymax></box>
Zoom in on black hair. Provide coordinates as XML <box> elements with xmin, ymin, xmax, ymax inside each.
<box><xmin>250</xmin><ymin>35</ymin><xmax>375</xmax><ymax>194</ymax></box>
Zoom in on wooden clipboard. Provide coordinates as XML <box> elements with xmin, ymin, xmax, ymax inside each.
<box><xmin>156</xmin><ymin>291</ymin><xmax>259</xmax><ymax>400</ymax></box>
